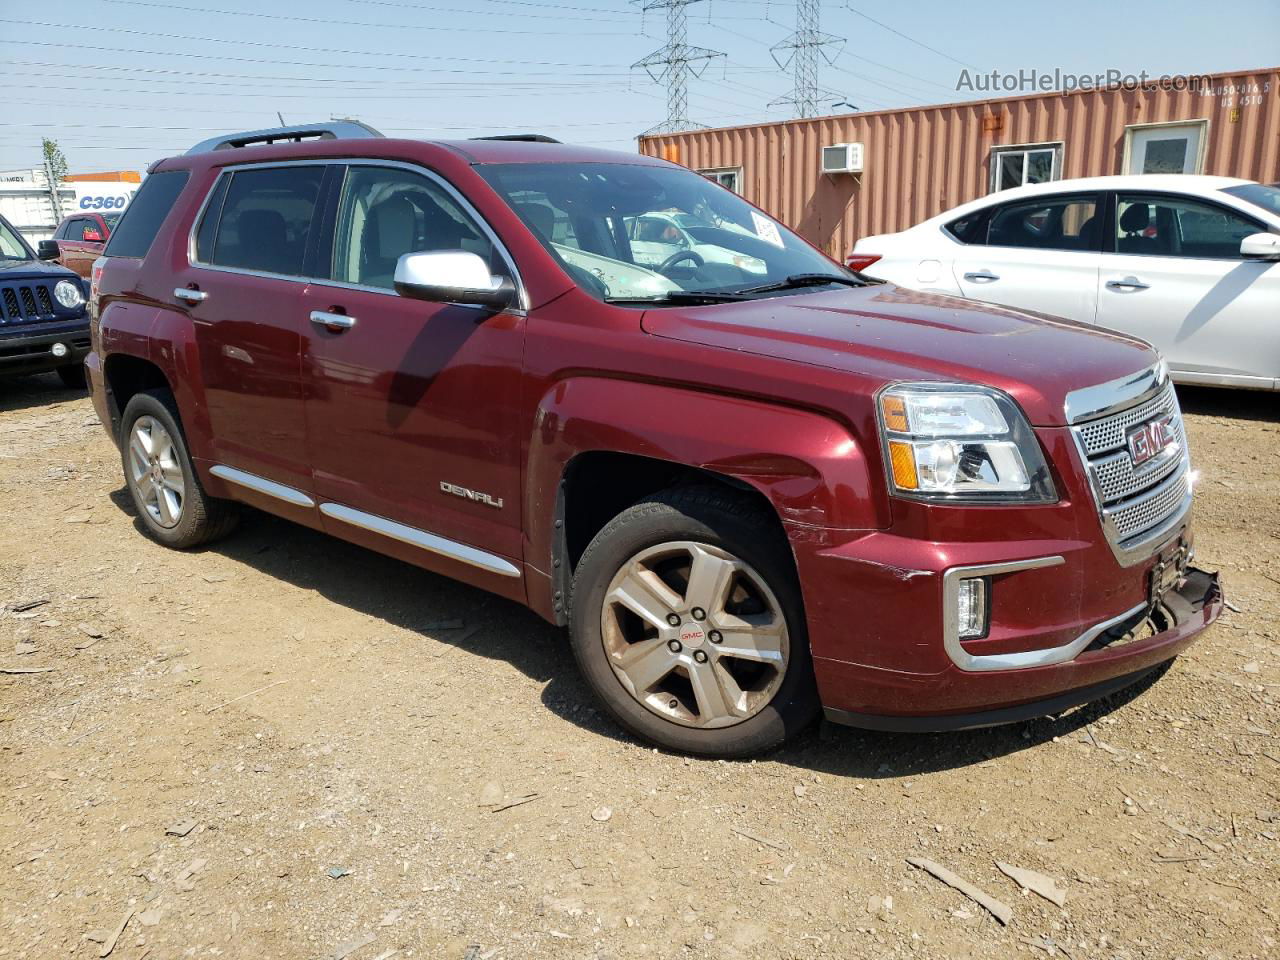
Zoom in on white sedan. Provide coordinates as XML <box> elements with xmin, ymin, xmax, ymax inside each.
<box><xmin>850</xmin><ymin>175</ymin><xmax>1280</xmax><ymax>391</ymax></box>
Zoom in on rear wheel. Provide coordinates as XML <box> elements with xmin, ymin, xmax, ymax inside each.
<box><xmin>569</xmin><ymin>487</ymin><xmax>819</xmax><ymax>757</ymax></box>
<box><xmin>120</xmin><ymin>390</ymin><xmax>238</xmax><ymax>549</ymax></box>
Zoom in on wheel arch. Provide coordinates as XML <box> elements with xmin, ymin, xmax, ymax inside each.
<box><xmin>524</xmin><ymin>376</ymin><xmax>885</xmax><ymax>624</ymax></box>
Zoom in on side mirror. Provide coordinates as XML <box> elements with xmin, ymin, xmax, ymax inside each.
<box><xmin>393</xmin><ymin>251</ymin><xmax>516</xmax><ymax>311</ymax></box>
<box><xmin>1240</xmin><ymin>232</ymin><xmax>1280</xmax><ymax>261</ymax></box>
<box><xmin>83</xmin><ymin>229</ymin><xmax>103</xmax><ymax>243</ymax></box>
<box><xmin>37</xmin><ymin>239</ymin><xmax>60</xmax><ymax>261</ymax></box>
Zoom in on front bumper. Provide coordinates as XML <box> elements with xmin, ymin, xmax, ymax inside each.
<box><xmin>821</xmin><ymin>567</ymin><xmax>1220</xmax><ymax>731</ymax></box>
<box><xmin>0</xmin><ymin>321</ymin><xmax>91</xmax><ymax>377</ymax></box>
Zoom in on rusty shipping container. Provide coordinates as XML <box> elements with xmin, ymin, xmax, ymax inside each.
<box><xmin>638</xmin><ymin>67</ymin><xmax>1280</xmax><ymax>260</ymax></box>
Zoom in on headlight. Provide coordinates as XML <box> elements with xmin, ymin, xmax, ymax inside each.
<box><xmin>54</xmin><ymin>280</ymin><xmax>84</xmax><ymax>309</ymax></box>
<box><xmin>878</xmin><ymin>383</ymin><xmax>1057</xmax><ymax>503</ymax></box>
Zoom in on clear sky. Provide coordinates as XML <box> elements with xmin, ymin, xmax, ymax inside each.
<box><xmin>1</xmin><ymin>0</ymin><xmax>1276</xmax><ymax>174</ymax></box>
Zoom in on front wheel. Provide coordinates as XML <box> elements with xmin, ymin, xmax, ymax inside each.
<box><xmin>569</xmin><ymin>487</ymin><xmax>819</xmax><ymax>757</ymax></box>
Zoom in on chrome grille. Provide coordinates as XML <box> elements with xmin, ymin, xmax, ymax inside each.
<box><xmin>1071</xmin><ymin>379</ymin><xmax>1191</xmax><ymax>561</ymax></box>
<box><xmin>1105</xmin><ymin>470</ymin><xmax>1189</xmax><ymax>540</ymax></box>
<box><xmin>1074</xmin><ymin>386</ymin><xmax>1178</xmax><ymax>456</ymax></box>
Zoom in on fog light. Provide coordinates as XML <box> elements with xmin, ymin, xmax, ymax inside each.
<box><xmin>956</xmin><ymin>577</ymin><xmax>987</xmax><ymax>639</ymax></box>
<box><xmin>51</xmin><ymin>342</ymin><xmax>68</xmax><ymax>358</ymax></box>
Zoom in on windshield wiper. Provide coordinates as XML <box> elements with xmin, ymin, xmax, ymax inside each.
<box><xmin>605</xmin><ymin>290</ymin><xmax>750</xmax><ymax>305</ymax></box>
<box><xmin>732</xmin><ymin>272</ymin><xmax>866</xmax><ymax>296</ymax></box>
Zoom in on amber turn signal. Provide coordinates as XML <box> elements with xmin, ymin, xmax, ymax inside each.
<box><xmin>881</xmin><ymin>394</ymin><xmax>909</xmax><ymax>433</ymax></box>
<box><xmin>888</xmin><ymin>439</ymin><xmax>919</xmax><ymax>489</ymax></box>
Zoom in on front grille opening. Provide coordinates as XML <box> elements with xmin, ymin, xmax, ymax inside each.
<box><xmin>18</xmin><ymin>287</ymin><xmax>38</xmax><ymax>316</ymax></box>
<box><xmin>2</xmin><ymin>288</ymin><xmax>19</xmax><ymax>320</ymax></box>
<box><xmin>35</xmin><ymin>285</ymin><xmax>53</xmax><ymax>314</ymax></box>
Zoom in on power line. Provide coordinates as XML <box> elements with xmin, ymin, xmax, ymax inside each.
<box><xmin>840</xmin><ymin>3</ymin><xmax>974</xmax><ymax>69</ymax></box>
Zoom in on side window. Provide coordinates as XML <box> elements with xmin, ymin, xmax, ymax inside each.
<box><xmin>207</xmin><ymin>166</ymin><xmax>324</xmax><ymax>276</ymax></box>
<box><xmin>944</xmin><ymin>210</ymin><xmax>990</xmax><ymax>244</ymax></box>
<box><xmin>1115</xmin><ymin>194</ymin><xmax>1263</xmax><ymax>259</ymax></box>
<box><xmin>104</xmin><ymin>170</ymin><xmax>190</xmax><ymax>259</ymax></box>
<box><xmin>53</xmin><ymin>221</ymin><xmax>68</xmax><ymax>240</ymax></box>
<box><xmin>987</xmin><ymin>196</ymin><xmax>1099</xmax><ymax>252</ymax></box>
<box><xmin>332</xmin><ymin>165</ymin><xmax>496</xmax><ymax>290</ymax></box>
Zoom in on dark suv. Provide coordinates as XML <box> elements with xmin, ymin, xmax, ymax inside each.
<box><xmin>0</xmin><ymin>212</ymin><xmax>91</xmax><ymax>387</ymax></box>
<box><xmin>88</xmin><ymin>123</ymin><xmax>1221</xmax><ymax>757</ymax></box>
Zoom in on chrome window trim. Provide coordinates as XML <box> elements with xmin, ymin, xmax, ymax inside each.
<box><xmin>942</xmin><ymin>555</ymin><xmax>1149</xmax><ymax>672</ymax></box>
<box><xmin>185</xmin><ymin>157</ymin><xmax>529</xmax><ymax>313</ymax></box>
<box><xmin>1064</xmin><ymin>361</ymin><xmax>1168</xmax><ymax>425</ymax></box>
<box><xmin>209</xmin><ymin>464</ymin><xmax>315</xmax><ymax>508</ymax></box>
<box><xmin>319</xmin><ymin>503</ymin><xmax>521</xmax><ymax>578</ymax></box>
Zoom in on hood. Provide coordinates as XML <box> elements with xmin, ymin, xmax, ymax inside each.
<box><xmin>640</xmin><ymin>284</ymin><xmax>1157</xmax><ymax>426</ymax></box>
<box><xmin>0</xmin><ymin>258</ymin><xmax>80</xmax><ymax>282</ymax></box>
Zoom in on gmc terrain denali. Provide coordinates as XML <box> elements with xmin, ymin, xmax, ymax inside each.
<box><xmin>88</xmin><ymin>123</ymin><xmax>1222</xmax><ymax>757</ymax></box>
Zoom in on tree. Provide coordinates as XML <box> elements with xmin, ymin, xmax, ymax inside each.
<box><xmin>41</xmin><ymin>138</ymin><xmax>69</xmax><ymax>224</ymax></box>
<box><xmin>42</xmin><ymin>138</ymin><xmax>68</xmax><ymax>185</ymax></box>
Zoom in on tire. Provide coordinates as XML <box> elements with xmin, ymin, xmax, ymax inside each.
<box><xmin>119</xmin><ymin>389</ymin><xmax>239</xmax><ymax>549</ymax></box>
<box><xmin>56</xmin><ymin>363</ymin><xmax>86</xmax><ymax>389</ymax></box>
<box><xmin>569</xmin><ymin>486</ymin><xmax>819</xmax><ymax>757</ymax></box>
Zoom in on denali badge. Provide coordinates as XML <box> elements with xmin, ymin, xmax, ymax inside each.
<box><xmin>1127</xmin><ymin>415</ymin><xmax>1176</xmax><ymax>467</ymax></box>
<box><xmin>440</xmin><ymin>481</ymin><xmax>504</xmax><ymax>509</ymax></box>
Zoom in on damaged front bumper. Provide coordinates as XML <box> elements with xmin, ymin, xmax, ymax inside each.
<box><xmin>821</xmin><ymin>567</ymin><xmax>1221</xmax><ymax>732</ymax></box>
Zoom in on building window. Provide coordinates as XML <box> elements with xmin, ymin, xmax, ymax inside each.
<box><xmin>989</xmin><ymin>143</ymin><xmax>1064</xmax><ymax>193</ymax></box>
<box><xmin>699</xmin><ymin>168</ymin><xmax>741</xmax><ymax>193</ymax></box>
<box><xmin>1123</xmin><ymin>120</ymin><xmax>1207</xmax><ymax>176</ymax></box>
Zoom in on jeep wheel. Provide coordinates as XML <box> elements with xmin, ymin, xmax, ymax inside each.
<box><xmin>120</xmin><ymin>390</ymin><xmax>238</xmax><ymax>549</ymax></box>
<box><xmin>569</xmin><ymin>487</ymin><xmax>818</xmax><ymax>757</ymax></box>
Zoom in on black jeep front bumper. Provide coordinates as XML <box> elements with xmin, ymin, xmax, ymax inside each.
<box><xmin>0</xmin><ymin>321</ymin><xmax>92</xmax><ymax>378</ymax></box>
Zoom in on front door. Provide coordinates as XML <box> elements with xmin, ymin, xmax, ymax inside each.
<box><xmin>1097</xmin><ymin>191</ymin><xmax>1279</xmax><ymax>386</ymax></box>
<box><xmin>298</xmin><ymin>162</ymin><xmax>527</xmax><ymax>564</ymax></box>
<box><xmin>176</xmin><ymin>163</ymin><xmax>329</xmax><ymax>492</ymax></box>
<box><xmin>952</xmin><ymin>192</ymin><xmax>1103</xmax><ymax>323</ymax></box>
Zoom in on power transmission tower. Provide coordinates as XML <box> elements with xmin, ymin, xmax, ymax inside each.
<box><xmin>770</xmin><ymin>0</ymin><xmax>844</xmax><ymax>118</ymax></box>
<box><xmin>632</xmin><ymin>0</ymin><xmax>725</xmax><ymax>134</ymax></box>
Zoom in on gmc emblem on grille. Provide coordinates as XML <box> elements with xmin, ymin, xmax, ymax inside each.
<box><xmin>1127</xmin><ymin>415</ymin><xmax>1176</xmax><ymax>467</ymax></box>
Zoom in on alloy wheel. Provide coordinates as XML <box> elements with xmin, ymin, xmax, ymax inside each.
<box><xmin>127</xmin><ymin>415</ymin><xmax>186</xmax><ymax>529</ymax></box>
<box><xmin>600</xmin><ymin>541</ymin><xmax>789</xmax><ymax>729</ymax></box>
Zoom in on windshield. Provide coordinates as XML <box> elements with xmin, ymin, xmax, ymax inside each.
<box><xmin>0</xmin><ymin>217</ymin><xmax>33</xmax><ymax>261</ymax></box>
<box><xmin>1221</xmin><ymin>183</ymin><xmax>1280</xmax><ymax>219</ymax></box>
<box><xmin>478</xmin><ymin>162</ymin><xmax>849</xmax><ymax>303</ymax></box>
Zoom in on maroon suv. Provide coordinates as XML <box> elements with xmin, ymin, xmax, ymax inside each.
<box><xmin>87</xmin><ymin>122</ymin><xmax>1221</xmax><ymax>757</ymax></box>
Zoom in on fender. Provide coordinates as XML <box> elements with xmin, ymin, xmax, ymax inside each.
<box><xmin>99</xmin><ymin>301</ymin><xmax>214</xmax><ymax>462</ymax></box>
<box><xmin>525</xmin><ymin>375</ymin><xmax>888</xmax><ymax>587</ymax></box>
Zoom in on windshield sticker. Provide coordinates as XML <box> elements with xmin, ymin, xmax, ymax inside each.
<box><xmin>750</xmin><ymin>211</ymin><xmax>784</xmax><ymax>248</ymax></box>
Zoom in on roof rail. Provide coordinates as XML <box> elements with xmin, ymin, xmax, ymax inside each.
<box><xmin>186</xmin><ymin>120</ymin><xmax>384</xmax><ymax>155</ymax></box>
<box><xmin>470</xmin><ymin>134</ymin><xmax>562</xmax><ymax>144</ymax></box>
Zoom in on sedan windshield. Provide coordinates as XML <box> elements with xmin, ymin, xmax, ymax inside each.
<box><xmin>478</xmin><ymin>162</ymin><xmax>853</xmax><ymax>303</ymax></box>
<box><xmin>0</xmin><ymin>218</ymin><xmax>33</xmax><ymax>261</ymax></box>
<box><xmin>1221</xmin><ymin>183</ymin><xmax>1280</xmax><ymax>218</ymax></box>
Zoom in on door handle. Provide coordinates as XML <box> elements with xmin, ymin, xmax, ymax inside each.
<box><xmin>309</xmin><ymin>310</ymin><xmax>356</xmax><ymax>332</ymax></box>
<box><xmin>174</xmin><ymin>287</ymin><xmax>207</xmax><ymax>304</ymax></box>
<box><xmin>963</xmin><ymin>271</ymin><xmax>1000</xmax><ymax>282</ymax></box>
<box><xmin>1106</xmin><ymin>278</ymin><xmax>1150</xmax><ymax>291</ymax></box>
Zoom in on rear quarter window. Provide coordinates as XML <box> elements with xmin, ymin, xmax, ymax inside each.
<box><xmin>103</xmin><ymin>170</ymin><xmax>190</xmax><ymax>259</ymax></box>
<box><xmin>944</xmin><ymin>210</ymin><xmax>990</xmax><ymax>244</ymax></box>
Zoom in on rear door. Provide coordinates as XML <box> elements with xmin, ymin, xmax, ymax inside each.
<box><xmin>951</xmin><ymin>192</ymin><xmax>1103</xmax><ymax>323</ymax></box>
<box><xmin>1096</xmin><ymin>191</ymin><xmax>1279</xmax><ymax>386</ymax></box>
<box><xmin>172</xmin><ymin>163</ymin><xmax>329</xmax><ymax>494</ymax></box>
<box><xmin>297</xmin><ymin>161</ymin><xmax>528</xmax><ymax>566</ymax></box>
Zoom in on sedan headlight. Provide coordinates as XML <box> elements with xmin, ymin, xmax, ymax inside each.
<box><xmin>54</xmin><ymin>279</ymin><xmax>84</xmax><ymax>309</ymax></box>
<box><xmin>878</xmin><ymin>383</ymin><xmax>1056</xmax><ymax>503</ymax></box>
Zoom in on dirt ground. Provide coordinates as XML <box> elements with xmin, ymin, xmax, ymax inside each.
<box><xmin>0</xmin><ymin>373</ymin><xmax>1276</xmax><ymax>960</ymax></box>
